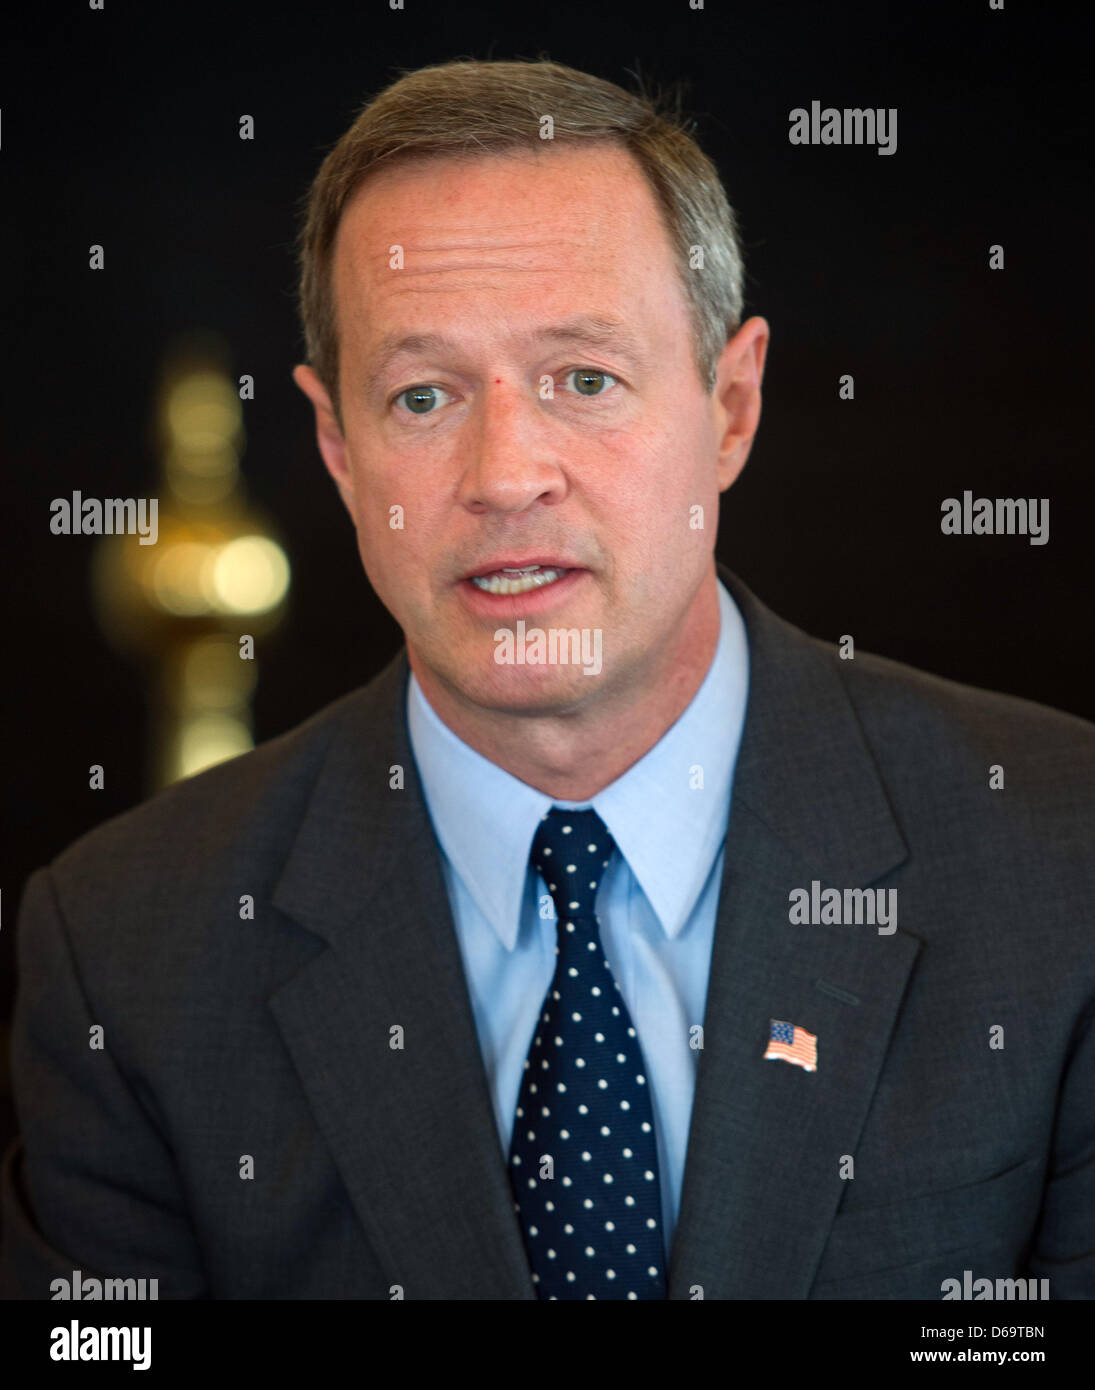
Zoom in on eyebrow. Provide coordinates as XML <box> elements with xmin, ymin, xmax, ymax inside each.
<box><xmin>360</xmin><ymin>314</ymin><xmax>647</xmax><ymax>399</ymax></box>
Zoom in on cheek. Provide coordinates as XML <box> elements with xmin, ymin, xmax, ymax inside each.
<box><xmin>610</xmin><ymin>431</ymin><xmax>702</xmax><ymax>536</ymax></box>
<box><xmin>346</xmin><ymin>453</ymin><xmax>422</xmax><ymax>564</ymax></box>
<box><xmin>618</xmin><ymin>430</ymin><xmax>715</xmax><ymax>587</ymax></box>
<box><xmin>352</xmin><ymin>429</ymin><xmax>453</xmax><ymax>519</ymax></box>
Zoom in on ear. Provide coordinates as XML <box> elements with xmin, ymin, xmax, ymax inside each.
<box><xmin>292</xmin><ymin>364</ymin><xmax>354</xmax><ymax>514</ymax></box>
<box><xmin>711</xmin><ymin>317</ymin><xmax>769</xmax><ymax>492</ymax></box>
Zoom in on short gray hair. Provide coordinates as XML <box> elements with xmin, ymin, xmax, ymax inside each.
<box><xmin>296</xmin><ymin>58</ymin><xmax>746</xmax><ymax>425</ymax></box>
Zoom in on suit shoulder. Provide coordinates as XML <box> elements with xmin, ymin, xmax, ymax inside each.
<box><xmin>825</xmin><ymin>637</ymin><xmax>1095</xmax><ymax>788</ymax></box>
<box><xmin>41</xmin><ymin>666</ymin><xmax>401</xmax><ymax>916</ymax></box>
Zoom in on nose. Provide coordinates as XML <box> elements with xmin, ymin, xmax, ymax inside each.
<box><xmin>456</xmin><ymin>382</ymin><xmax>568</xmax><ymax>515</ymax></box>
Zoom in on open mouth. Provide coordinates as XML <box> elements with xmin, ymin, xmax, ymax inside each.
<box><xmin>469</xmin><ymin>564</ymin><xmax>569</xmax><ymax>596</ymax></box>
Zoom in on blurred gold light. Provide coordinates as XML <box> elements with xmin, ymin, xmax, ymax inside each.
<box><xmin>163</xmin><ymin>369</ymin><xmax>243</xmax><ymax>504</ymax></box>
<box><xmin>151</xmin><ymin>542</ymin><xmax>216</xmax><ymax>615</ymax></box>
<box><xmin>210</xmin><ymin>536</ymin><xmax>290</xmax><ymax>615</ymax></box>
<box><xmin>166</xmin><ymin>450</ymin><xmax>239</xmax><ymax>506</ymax></box>
<box><xmin>181</xmin><ymin>634</ymin><xmax>257</xmax><ymax>708</ymax></box>
<box><xmin>177</xmin><ymin>713</ymin><xmax>254</xmax><ymax>779</ymax></box>
<box><xmin>166</xmin><ymin>372</ymin><xmax>242</xmax><ymax>452</ymax></box>
<box><xmin>94</xmin><ymin>335</ymin><xmax>290</xmax><ymax>789</ymax></box>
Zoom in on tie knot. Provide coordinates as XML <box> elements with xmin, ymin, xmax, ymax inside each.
<box><xmin>530</xmin><ymin>808</ymin><xmax>615</xmax><ymax>924</ymax></box>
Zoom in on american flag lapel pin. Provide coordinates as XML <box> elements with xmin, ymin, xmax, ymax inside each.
<box><xmin>763</xmin><ymin>1019</ymin><xmax>818</xmax><ymax>1072</ymax></box>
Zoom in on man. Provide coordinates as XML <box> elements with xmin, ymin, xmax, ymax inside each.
<box><xmin>2</xmin><ymin>58</ymin><xmax>1092</xmax><ymax>1301</ymax></box>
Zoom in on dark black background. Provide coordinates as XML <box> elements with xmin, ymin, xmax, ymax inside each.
<box><xmin>3</xmin><ymin>1</ymin><xmax>1092</xmax><ymax>1154</ymax></box>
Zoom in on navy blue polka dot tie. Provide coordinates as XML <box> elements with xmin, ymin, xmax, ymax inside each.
<box><xmin>508</xmin><ymin>808</ymin><xmax>667</xmax><ymax>1300</ymax></box>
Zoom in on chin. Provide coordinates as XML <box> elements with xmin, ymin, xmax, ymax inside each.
<box><xmin>456</xmin><ymin>663</ymin><xmax>609</xmax><ymax>717</ymax></box>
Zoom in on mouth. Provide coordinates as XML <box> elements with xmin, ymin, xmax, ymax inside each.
<box><xmin>462</xmin><ymin>559</ymin><xmax>578</xmax><ymax>596</ymax></box>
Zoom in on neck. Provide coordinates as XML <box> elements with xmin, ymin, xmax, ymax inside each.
<box><xmin>411</xmin><ymin>569</ymin><xmax>722</xmax><ymax>800</ymax></box>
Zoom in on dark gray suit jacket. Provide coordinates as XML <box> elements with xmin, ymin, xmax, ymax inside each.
<box><xmin>2</xmin><ymin>568</ymin><xmax>1093</xmax><ymax>1299</ymax></box>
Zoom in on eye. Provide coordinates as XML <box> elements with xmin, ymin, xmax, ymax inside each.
<box><xmin>562</xmin><ymin>368</ymin><xmax>618</xmax><ymax>397</ymax></box>
<box><xmin>394</xmin><ymin>384</ymin><xmax>453</xmax><ymax>415</ymax></box>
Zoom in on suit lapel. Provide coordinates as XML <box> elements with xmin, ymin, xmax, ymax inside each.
<box><xmin>269</xmin><ymin>656</ymin><xmax>535</xmax><ymax>1299</ymax></box>
<box><xmin>666</xmin><ymin>570</ymin><xmax>920</xmax><ymax>1298</ymax></box>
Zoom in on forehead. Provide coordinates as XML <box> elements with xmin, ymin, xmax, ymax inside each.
<box><xmin>330</xmin><ymin>143</ymin><xmax>685</xmax><ymax>343</ymax></box>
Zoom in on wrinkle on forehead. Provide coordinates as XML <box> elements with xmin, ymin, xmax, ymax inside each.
<box><xmin>331</xmin><ymin>144</ymin><xmax>688</xmax><ymax>372</ymax></box>
<box><xmin>366</xmin><ymin>239</ymin><xmax>592</xmax><ymax>280</ymax></box>
<box><xmin>342</xmin><ymin>226</ymin><xmax>614</xmax><ymax>294</ymax></box>
<box><xmin>335</xmin><ymin>145</ymin><xmax>644</xmax><ymax>282</ymax></box>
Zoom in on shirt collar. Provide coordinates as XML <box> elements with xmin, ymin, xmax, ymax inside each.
<box><xmin>407</xmin><ymin>577</ymin><xmax>749</xmax><ymax>948</ymax></box>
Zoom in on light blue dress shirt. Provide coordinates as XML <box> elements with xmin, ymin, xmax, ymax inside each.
<box><xmin>406</xmin><ymin>577</ymin><xmax>750</xmax><ymax>1256</ymax></box>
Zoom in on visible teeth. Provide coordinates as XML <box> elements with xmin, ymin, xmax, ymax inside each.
<box><xmin>471</xmin><ymin>566</ymin><xmax>567</xmax><ymax>595</ymax></box>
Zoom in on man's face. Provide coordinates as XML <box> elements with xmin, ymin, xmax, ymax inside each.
<box><xmin>296</xmin><ymin>143</ymin><xmax>765</xmax><ymax>719</ymax></box>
